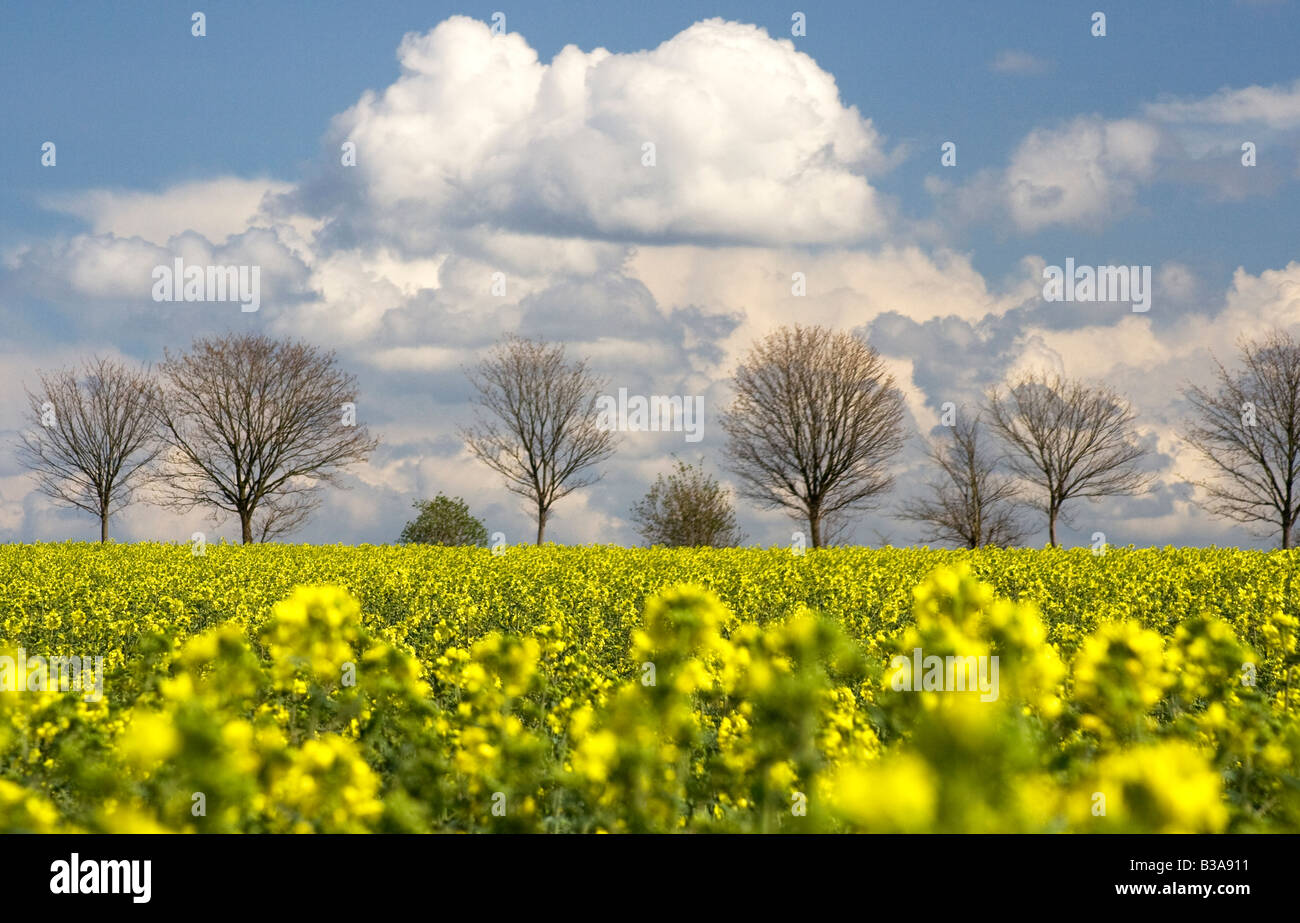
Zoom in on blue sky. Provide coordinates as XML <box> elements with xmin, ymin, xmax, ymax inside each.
<box><xmin>2</xmin><ymin>1</ymin><xmax>1300</xmax><ymax>546</ymax></box>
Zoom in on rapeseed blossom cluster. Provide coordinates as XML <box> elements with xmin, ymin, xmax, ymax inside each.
<box><xmin>0</xmin><ymin>543</ymin><xmax>1297</xmax><ymax>832</ymax></box>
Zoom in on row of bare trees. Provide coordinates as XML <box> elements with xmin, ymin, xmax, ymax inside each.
<box><xmin>18</xmin><ymin>324</ymin><xmax>1300</xmax><ymax>549</ymax></box>
<box><xmin>460</xmin><ymin>326</ymin><xmax>1300</xmax><ymax>550</ymax></box>
<box><xmin>17</xmin><ymin>334</ymin><xmax>376</xmax><ymax>542</ymax></box>
<box><xmin>898</xmin><ymin>329</ymin><xmax>1300</xmax><ymax>550</ymax></box>
<box><xmin>897</xmin><ymin>377</ymin><xmax>1151</xmax><ymax>549</ymax></box>
<box><xmin>713</xmin><ymin>327</ymin><xmax>1152</xmax><ymax>549</ymax></box>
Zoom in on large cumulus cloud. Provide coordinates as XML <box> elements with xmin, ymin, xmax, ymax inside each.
<box><xmin>279</xmin><ymin>16</ymin><xmax>890</xmax><ymax>251</ymax></box>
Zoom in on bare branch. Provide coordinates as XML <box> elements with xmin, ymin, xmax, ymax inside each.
<box><xmin>720</xmin><ymin>325</ymin><xmax>906</xmax><ymax>548</ymax></box>
<box><xmin>1182</xmin><ymin>328</ymin><xmax>1300</xmax><ymax>548</ymax></box>
<box><xmin>459</xmin><ymin>336</ymin><xmax>618</xmax><ymax>544</ymax></box>
<box><xmin>16</xmin><ymin>356</ymin><xmax>162</xmax><ymax>541</ymax></box>
<box><xmin>152</xmin><ymin>334</ymin><xmax>378</xmax><ymax>543</ymax></box>
<box><xmin>897</xmin><ymin>411</ymin><xmax>1028</xmax><ymax>547</ymax></box>
<box><xmin>986</xmin><ymin>371</ymin><xmax>1151</xmax><ymax>546</ymax></box>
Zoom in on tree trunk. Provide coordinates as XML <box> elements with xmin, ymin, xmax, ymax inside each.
<box><xmin>808</xmin><ymin>510</ymin><xmax>822</xmax><ymax>549</ymax></box>
<box><xmin>241</xmin><ymin>512</ymin><xmax>254</xmax><ymax>544</ymax></box>
<box><xmin>1048</xmin><ymin>507</ymin><xmax>1058</xmax><ymax>547</ymax></box>
<box><xmin>100</xmin><ymin>507</ymin><xmax>109</xmax><ymax>543</ymax></box>
<box><xmin>536</xmin><ymin>504</ymin><xmax>547</xmax><ymax>545</ymax></box>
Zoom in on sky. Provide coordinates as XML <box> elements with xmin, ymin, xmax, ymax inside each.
<box><xmin>2</xmin><ymin>0</ymin><xmax>1299</xmax><ymax>548</ymax></box>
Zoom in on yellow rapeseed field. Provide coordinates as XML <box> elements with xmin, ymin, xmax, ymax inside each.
<box><xmin>0</xmin><ymin>543</ymin><xmax>1296</xmax><ymax>833</ymax></box>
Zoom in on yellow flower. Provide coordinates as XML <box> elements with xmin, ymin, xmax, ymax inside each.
<box><xmin>118</xmin><ymin>711</ymin><xmax>180</xmax><ymax>769</ymax></box>
<box><xmin>821</xmin><ymin>754</ymin><xmax>936</xmax><ymax>832</ymax></box>
<box><xmin>1075</xmin><ymin>741</ymin><xmax>1227</xmax><ymax>833</ymax></box>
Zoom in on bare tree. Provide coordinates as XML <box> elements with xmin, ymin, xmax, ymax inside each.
<box><xmin>1183</xmin><ymin>329</ymin><xmax>1300</xmax><ymax>548</ymax></box>
<box><xmin>153</xmin><ymin>334</ymin><xmax>378</xmax><ymax>543</ymax></box>
<box><xmin>630</xmin><ymin>458</ymin><xmax>746</xmax><ymax>547</ymax></box>
<box><xmin>898</xmin><ymin>412</ymin><xmax>1027</xmax><ymax>547</ymax></box>
<box><xmin>721</xmin><ymin>325</ymin><xmax>905</xmax><ymax>548</ymax></box>
<box><xmin>461</xmin><ymin>336</ymin><xmax>617</xmax><ymax>544</ymax></box>
<box><xmin>17</xmin><ymin>357</ymin><xmax>162</xmax><ymax>542</ymax></box>
<box><xmin>986</xmin><ymin>371</ymin><xmax>1151</xmax><ymax>547</ymax></box>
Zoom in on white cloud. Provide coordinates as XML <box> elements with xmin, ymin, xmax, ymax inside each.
<box><xmin>1004</xmin><ymin>116</ymin><xmax>1160</xmax><ymax>232</ymax></box>
<box><xmin>1144</xmin><ymin>78</ymin><xmax>1300</xmax><ymax>129</ymax></box>
<box><xmin>367</xmin><ymin>345</ymin><xmax>468</xmax><ymax>372</ymax></box>
<box><xmin>990</xmin><ymin>50</ymin><xmax>1050</xmax><ymax>75</ymax></box>
<box><xmin>944</xmin><ymin>78</ymin><xmax>1300</xmax><ymax>234</ymax></box>
<box><xmin>1156</xmin><ymin>262</ymin><xmax>1202</xmax><ymax>306</ymax></box>
<box><xmin>44</xmin><ymin>177</ymin><xmax>291</xmax><ymax>246</ymax></box>
<box><xmin>1006</xmin><ymin>263</ymin><xmax>1300</xmax><ymax>401</ymax></box>
<box><xmin>291</xmin><ymin>16</ymin><xmax>889</xmax><ymax>249</ymax></box>
<box><xmin>2</xmin><ymin>226</ymin><xmax>314</xmax><ymax>338</ymax></box>
<box><xmin>628</xmin><ymin>243</ymin><xmax>1033</xmax><ymax>363</ymax></box>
